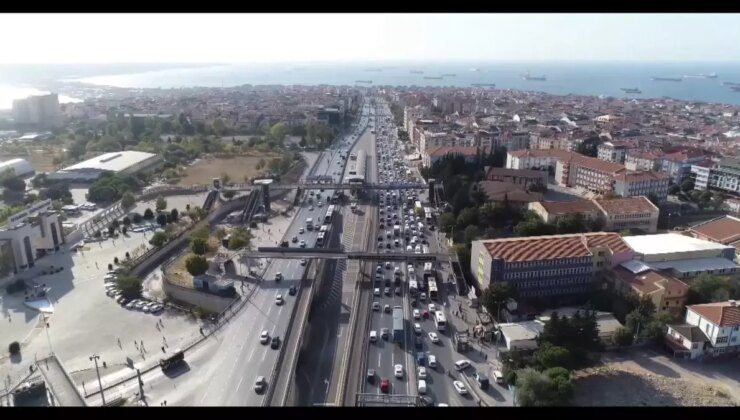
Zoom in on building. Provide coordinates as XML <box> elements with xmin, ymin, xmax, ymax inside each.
<box><xmin>422</xmin><ymin>146</ymin><xmax>480</xmax><ymax>168</ymax></box>
<box><xmin>688</xmin><ymin>215</ymin><xmax>740</xmax><ymax>251</ymax></box>
<box><xmin>593</xmin><ymin>196</ymin><xmax>660</xmax><ymax>233</ymax></box>
<box><xmin>477</xmin><ymin>181</ymin><xmax>544</xmax><ymax>207</ymax></box>
<box><xmin>613</xmin><ymin>170</ymin><xmax>670</xmax><ymax>203</ymax></box>
<box><xmin>696</xmin><ymin>158</ymin><xmax>740</xmax><ymax>195</ymax></box>
<box><xmin>470</xmin><ymin>232</ymin><xmax>634</xmax><ymax>301</ymax></box>
<box><xmin>48</xmin><ymin>151</ymin><xmax>163</xmax><ymax>181</ymax></box>
<box><xmin>613</xmin><ymin>265</ymin><xmax>690</xmax><ymax>316</ymax></box>
<box><xmin>0</xmin><ymin>158</ymin><xmax>34</xmax><ymax>178</ymax></box>
<box><xmin>690</xmin><ymin>162</ymin><xmax>713</xmax><ymax>190</ymax></box>
<box><xmin>506</xmin><ymin>149</ymin><xmax>573</xmax><ymax>171</ymax></box>
<box><xmin>504</xmin><ymin>131</ymin><xmax>531</xmax><ymax>151</ymax></box>
<box><xmin>11</xmin><ymin>93</ymin><xmax>60</xmax><ymax>128</ymax></box>
<box><xmin>659</xmin><ymin>149</ymin><xmax>707</xmax><ymax>185</ymax></box>
<box><xmin>537</xmin><ymin>307</ymin><xmax>623</xmax><ymax>345</ymax></box>
<box><xmin>483</xmin><ymin>167</ymin><xmax>548</xmax><ymax>188</ymax></box>
<box><xmin>625</xmin><ymin>149</ymin><xmax>661</xmax><ymax>172</ymax></box>
<box><xmin>597</xmin><ymin>142</ymin><xmax>627</xmax><ymax>164</ymax></box>
<box><xmin>622</xmin><ymin>233</ymin><xmax>739</xmax><ymax>280</ymax></box>
<box><xmin>528</xmin><ymin>200</ymin><xmax>601</xmax><ymax>224</ymax></box>
<box><xmin>0</xmin><ymin>199</ymin><xmax>64</xmax><ymax>278</ymax></box>
<box><xmin>555</xmin><ymin>153</ymin><xmax>626</xmax><ymax>194</ymax></box>
<box><xmin>497</xmin><ymin>320</ymin><xmax>545</xmax><ymax>352</ymax></box>
<box><xmin>665</xmin><ymin>300</ymin><xmax>740</xmax><ymax>359</ymax></box>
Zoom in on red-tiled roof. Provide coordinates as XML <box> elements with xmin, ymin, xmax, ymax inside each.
<box><xmin>613</xmin><ymin>170</ymin><xmax>671</xmax><ymax>182</ymax></box>
<box><xmin>563</xmin><ymin>153</ymin><xmax>626</xmax><ymax>174</ymax></box>
<box><xmin>688</xmin><ymin>301</ymin><xmax>740</xmax><ymax>327</ymax></box>
<box><xmin>507</xmin><ymin>149</ymin><xmax>574</xmax><ymax>159</ymax></box>
<box><xmin>478</xmin><ymin>181</ymin><xmax>543</xmax><ymax>204</ymax></box>
<box><xmin>689</xmin><ymin>216</ymin><xmax>740</xmax><ymax>245</ymax></box>
<box><xmin>480</xmin><ymin>232</ymin><xmax>632</xmax><ymax>262</ymax></box>
<box><xmin>614</xmin><ymin>267</ymin><xmax>689</xmax><ymax>296</ymax></box>
<box><xmin>593</xmin><ymin>196</ymin><xmax>659</xmax><ymax>215</ymax></box>
<box><xmin>426</xmin><ymin>146</ymin><xmax>481</xmax><ymax>157</ymax></box>
<box><xmin>539</xmin><ymin>200</ymin><xmax>600</xmax><ymax>215</ymax></box>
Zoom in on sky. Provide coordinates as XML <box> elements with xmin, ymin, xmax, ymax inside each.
<box><xmin>0</xmin><ymin>13</ymin><xmax>739</xmax><ymax>63</ymax></box>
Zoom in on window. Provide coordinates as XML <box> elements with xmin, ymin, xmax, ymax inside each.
<box><xmin>716</xmin><ymin>336</ymin><xmax>729</xmax><ymax>344</ymax></box>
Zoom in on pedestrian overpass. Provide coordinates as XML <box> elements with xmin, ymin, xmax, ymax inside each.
<box><xmin>238</xmin><ymin>247</ymin><xmax>448</xmax><ymax>262</ymax></box>
<box><xmin>35</xmin><ymin>355</ymin><xmax>86</xmax><ymax>406</ymax></box>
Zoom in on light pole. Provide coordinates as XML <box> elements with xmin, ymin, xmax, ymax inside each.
<box><xmin>89</xmin><ymin>355</ymin><xmax>106</xmax><ymax>406</ymax></box>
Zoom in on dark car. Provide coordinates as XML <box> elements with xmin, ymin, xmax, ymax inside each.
<box><xmin>419</xmin><ymin>395</ymin><xmax>434</xmax><ymax>407</ymax></box>
<box><xmin>475</xmin><ymin>373</ymin><xmax>490</xmax><ymax>390</ymax></box>
<box><xmin>367</xmin><ymin>369</ymin><xmax>375</xmax><ymax>383</ymax></box>
<box><xmin>270</xmin><ymin>336</ymin><xmax>280</xmax><ymax>349</ymax></box>
<box><xmin>380</xmin><ymin>379</ymin><xmax>390</xmax><ymax>393</ymax></box>
<box><xmin>288</xmin><ymin>285</ymin><xmax>297</xmax><ymax>296</ymax></box>
<box><xmin>415</xmin><ymin>335</ymin><xmax>423</xmax><ymax>349</ymax></box>
<box><xmin>384</xmin><ymin>278</ymin><xmax>391</xmax><ymax>287</ymax></box>
<box><xmin>280</xmin><ymin>240</ymin><xmax>289</xmax><ymax>248</ymax></box>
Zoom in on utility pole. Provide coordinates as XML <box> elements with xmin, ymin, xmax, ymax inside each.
<box><xmin>89</xmin><ymin>355</ymin><xmax>105</xmax><ymax>406</ymax></box>
<box><xmin>136</xmin><ymin>368</ymin><xmax>144</xmax><ymax>400</ymax></box>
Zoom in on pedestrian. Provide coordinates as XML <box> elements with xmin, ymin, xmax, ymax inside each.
<box><xmin>103</xmin><ymin>361</ymin><xmax>107</xmax><ymax>368</ymax></box>
<box><xmin>199</xmin><ymin>327</ymin><xmax>204</xmax><ymax>335</ymax></box>
<box><xmin>161</xmin><ymin>346</ymin><xmax>165</xmax><ymax>353</ymax></box>
<box><xmin>117</xmin><ymin>338</ymin><xmax>121</xmax><ymax>347</ymax></box>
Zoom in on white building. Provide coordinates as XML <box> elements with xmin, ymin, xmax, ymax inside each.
<box><xmin>666</xmin><ymin>300</ymin><xmax>740</xmax><ymax>359</ymax></box>
<box><xmin>12</xmin><ymin>93</ymin><xmax>60</xmax><ymax>127</ymax></box>
<box><xmin>0</xmin><ymin>158</ymin><xmax>34</xmax><ymax>178</ymax></box>
<box><xmin>49</xmin><ymin>151</ymin><xmax>163</xmax><ymax>181</ymax></box>
<box><xmin>497</xmin><ymin>320</ymin><xmax>544</xmax><ymax>352</ymax></box>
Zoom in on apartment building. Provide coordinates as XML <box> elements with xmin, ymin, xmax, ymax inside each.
<box><xmin>597</xmin><ymin>142</ymin><xmax>628</xmax><ymax>163</ymax></box>
<box><xmin>696</xmin><ymin>158</ymin><xmax>740</xmax><ymax>195</ymax></box>
<box><xmin>484</xmin><ymin>167</ymin><xmax>548</xmax><ymax>188</ymax></box>
<box><xmin>504</xmin><ymin>131</ymin><xmax>531</xmax><ymax>151</ymax></box>
<box><xmin>403</xmin><ymin>105</ymin><xmax>425</xmax><ymax>132</ymax></box>
<box><xmin>613</xmin><ymin>170</ymin><xmax>670</xmax><ymax>203</ymax></box>
<box><xmin>529</xmin><ymin>196</ymin><xmax>659</xmax><ymax>233</ymax></box>
<box><xmin>625</xmin><ymin>149</ymin><xmax>662</xmax><ymax>172</ymax></box>
<box><xmin>422</xmin><ymin>146</ymin><xmax>480</xmax><ymax>168</ymax></box>
<box><xmin>11</xmin><ymin>93</ymin><xmax>61</xmax><ymax>128</ymax></box>
<box><xmin>666</xmin><ymin>300</ymin><xmax>740</xmax><ymax>359</ymax></box>
<box><xmin>506</xmin><ymin>149</ymin><xmax>573</xmax><ymax>171</ymax></box>
<box><xmin>555</xmin><ymin>154</ymin><xmax>626</xmax><ymax>194</ymax></box>
<box><xmin>470</xmin><ymin>232</ymin><xmax>634</xmax><ymax>300</ymax></box>
<box><xmin>613</xmin><ymin>267</ymin><xmax>689</xmax><ymax>316</ymax></box>
<box><xmin>660</xmin><ymin>149</ymin><xmax>707</xmax><ymax>184</ymax></box>
<box><xmin>528</xmin><ymin>200</ymin><xmax>601</xmax><ymax>224</ymax></box>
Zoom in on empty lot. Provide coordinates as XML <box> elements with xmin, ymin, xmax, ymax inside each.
<box><xmin>177</xmin><ymin>153</ymin><xmax>280</xmax><ymax>186</ymax></box>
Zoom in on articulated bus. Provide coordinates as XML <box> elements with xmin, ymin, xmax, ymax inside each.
<box><xmin>324</xmin><ymin>205</ymin><xmax>336</xmax><ymax>224</ymax></box>
<box><xmin>434</xmin><ymin>311</ymin><xmax>447</xmax><ymax>331</ymax></box>
<box><xmin>428</xmin><ymin>279</ymin><xmax>438</xmax><ymax>301</ymax></box>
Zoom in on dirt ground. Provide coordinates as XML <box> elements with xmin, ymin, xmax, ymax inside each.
<box><xmin>572</xmin><ymin>348</ymin><xmax>739</xmax><ymax>406</ymax></box>
<box><xmin>0</xmin><ymin>149</ymin><xmax>60</xmax><ymax>172</ymax></box>
<box><xmin>176</xmin><ymin>152</ymin><xmax>280</xmax><ymax>186</ymax></box>
<box><xmin>164</xmin><ymin>235</ymin><xmax>221</xmax><ymax>289</ymax></box>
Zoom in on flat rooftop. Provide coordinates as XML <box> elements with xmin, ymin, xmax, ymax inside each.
<box><xmin>623</xmin><ymin>233</ymin><xmax>734</xmax><ymax>256</ymax></box>
<box><xmin>60</xmin><ymin>151</ymin><xmax>158</xmax><ymax>173</ymax></box>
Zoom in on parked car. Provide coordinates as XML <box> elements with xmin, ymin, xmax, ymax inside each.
<box><xmin>453</xmin><ymin>381</ymin><xmax>468</xmax><ymax>395</ymax></box>
<box><xmin>454</xmin><ymin>360</ymin><xmax>471</xmax><ymax>371</ymax></box>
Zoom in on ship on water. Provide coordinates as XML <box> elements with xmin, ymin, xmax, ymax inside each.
<box><xmin>722</xmin><ymin>81</ymin><xmax>740</xmax><ymax>86</ymax></box>
<box><xmin>355</xmin><ymin>80</ymin><xmax>373</xmax><ymax>84</ymax></box>
<box><xmin>731</xmin><ymin>86</ymin><xmax>740</xmax><ymax>92</ymax></box>
<box><xmin>621</xmin><ymin>87</ymin><xmax>642</xmax><ymax>94</ymax></box>
<box><xmin>423</xmin><ymin>76</ymin><xmax>443</xmax><ymax>80</ymax></box>
<box><xmin>364</xmin><ymin>68</ymin><xmax>383</xmax><ymax>72</ymax></box>
<box><xmin>683</xmin><ymin>72</ymin><xmax>719</xmax><ymax>79</ymax></box>
<box><xmin>471</xmin><ymin>83</ymin><xmax>496</xmax><ymax>87</ymax></box>
<box><xmin>469</xmin><ymin>68</ymin><xmax>480</xmax><ymax>72</ymax></box>
<box><xmin>441</xmin><ymin>73</ymin><xmax>457</xmax><ymax>77</ymax></box>
<box><xmin>521</xmin><ymin>71</ymin><xmax>546</xmax><ymax>81</ymax></box>
<box><xmin>651</xmin><ymin>77</ymin><xmax>683</xmax><ymax>82</ymax></box>
<box><xmin>410</xmin><ymin>70</ymin><xmax>424</xmax><ymax>74</ymax></box>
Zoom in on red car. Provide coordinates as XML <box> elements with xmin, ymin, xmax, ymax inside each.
<box><xmin>380</xmin><ymin>378</ymin><xmax>390</xmax><ymax>393</ymax></box>
<box><xmin>422</xmin><ymin>310</ymin><xmax>430</xmax><ymax>319</ymax></box>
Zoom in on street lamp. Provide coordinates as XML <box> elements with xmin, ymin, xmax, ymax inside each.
<box><xmin>89</xmin><ymin>354</ymin><xmax>106</xmax><ymax>406</ymax></box>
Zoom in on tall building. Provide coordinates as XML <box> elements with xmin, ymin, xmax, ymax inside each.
<box><xmin>11</xmin><ymin>93</ymin><xmax>61</xmax><ymax>128</ymax></box>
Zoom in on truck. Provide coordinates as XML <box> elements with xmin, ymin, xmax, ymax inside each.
<box><xmin>306</xmin><ymin>218</ymin><xmax>314</xmax><ymax>230</ymax></box>
<box><xmin>392</xmin><ymin>306</ymin><xmax>404</xmax><ymax>344</ymax></box>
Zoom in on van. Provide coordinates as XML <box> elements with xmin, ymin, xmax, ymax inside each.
<box><xmin>492</xmin><ymin>370</ymin><xmax>505</xmax><ymax>384</ymax></box>
<box><xmin>369</xmin><ymin>331</ymin><xmax>378</xmax><ymax>342</ymax></box>
<box><xmin>418</xmin><ymin>379</ymin><xmax>427</xmax><ymax>394</ymax></box>
<box><xmin>428</xmin><ymin>354</ymin><xmax>437</xmax><ymax>368</ymax></box>
<box><xmin>475</xmin><ymin>373</ymin><xmax>490</xmax><ymax>390</ymax></box>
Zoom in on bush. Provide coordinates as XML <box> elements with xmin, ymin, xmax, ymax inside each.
<box><xmin>613</xmin><ymin>326</ymin><xmax>634</xmax><ymax>348</ymax></box>
<box><xmin>9</xmin><ymin>341</ymin><xmax>20</xmax><ymax>355</ymax></box>
<box><xmin>132</xmin><ymin>213</ymin><xmax>143</xmax><ymax>224</ymax></box>
<box><xmin>116</xmin><ymin>273</ymin><xmax>143</xmax><ymax>299</ymax></box>
<box><xmin>143</xmin><ymin>208</ymin><xmax>154</xmax><ymax>220</ymax></box>
<box><xmin>191</xmin><ymin>237</ymin><xmax>207</xmax><ymax>255</ymax></box>
<box><xmin>156</xmin><ymin>213</ymin><xmax>167</xmax><ymax>227</ymax></box>
<box><xmin>87</xmin><ymin>172</ymin><xmax>138</xmax><ymax>203</ymax></box>
<box><xmin>185</xmin><ymin>254</ymin><xmax>209</xmax><ymax>276</ymax></box>
<box><xmin>149</xmin><ymin>231</ymin><xmax>169</xmax><ymax>247</ymax></box>
<box><xmin>121</xmin><ymin>192</ymin><xmax>136</xmax><ymax>209</ymax></box>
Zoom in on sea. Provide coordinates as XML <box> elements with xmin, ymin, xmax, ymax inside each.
<box><xmin>2</xmin><ymin>61</ymin><xmax>740</xmax><ymax>108</ymax></box>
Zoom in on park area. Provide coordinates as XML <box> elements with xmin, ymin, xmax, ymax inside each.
<box><xmin>175</xmin><ymin>152</ymin><xmax>281</xmax><ymax>186</ymax></box>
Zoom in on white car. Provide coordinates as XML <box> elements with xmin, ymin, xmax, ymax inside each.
<box><xmin>413</xmin><ymin>323</ymin><xmax>422</xmax><ymax>334</ymax></box>
<box><xmin>453</xmin><ymin>381</ymin><xmax>468</xmax><ymax>395</ymax></box>
<box><xmin>370</xmin><ymin>330</ymin><xmax>378</xmax><ymax>342</ymax></box>
<box><xmin>394</xmin><ymin>364</ymin><xmax>404</xmax><ymax>379</ymax></box>
<box><xmin>372</xmin><ymin>302</ymin><xmax>380</xmax><ymax>311</ymax></box>
<box><xmin>413</xmin><ymin>309</ymin><xmax>421</xmax><ymax>319</ymax></box>
<box><xmin>374</xmin><ymin>288</ymin><xmax>381</xmax><ymax>296</ymax></box>
<box><xmin>299</xmin><ymin>240</ymin><xmax>306</xmax><ymax>248</ymax></box>
<box><xmin>418</xmin><ymin>366</ymin><xmax>427</xmax><ymax>379</ymax></box>
<box><xmin>259</xmin><ymin>330</ymin><xmax>269</xmax><ymax>344</ymax></box>
<box><xmin>275</xmin><ymin>294</ymin><xmax>283</xmax><ymax>305</ymax></box>
<box><xmin>428</xmin><ymin>354</ymin><xmax>437</xmax><ymax>368</ymax></box>
<box><xmin>428</xmin><ymin>304</ymin><xmax>436</xmax><ymax>312</ymax></box>
<box><xmin>300</xmin><ymin>258</ymin><xmax>307</xmax><ymax>266</ymax></box>
<box><xmin>418</xmin><ymin>379</ymin><xmax>427</xmax><ymax>394</ymax></box>
<box><xmin>428</xmin><ymin>332</ymin><xmax>440</xmax><ymax>344</ymax></box>
<box><xmin>454</xmin><ymin>360</ymin><xmax>471</xmax><ymax>371</ymax></box>
<box><xmin>298</xmin><ymin>227</ymin><xmax>304</xmax><ymax>234</ymax></box>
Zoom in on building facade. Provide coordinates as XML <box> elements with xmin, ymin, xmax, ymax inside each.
<box><xmin>666</xmin><ymin>301</ymin><xmax>740</xmax><ymax>359</ymax></box>
<box><xmin>613</xmin><ymin>170</ymin><xmax>670</xmax><ymax>203</ymax></box>
<box><xmin>597</xmin><ymin>142</ymin><xmax>627</xmax><ymax>164</ymax></box>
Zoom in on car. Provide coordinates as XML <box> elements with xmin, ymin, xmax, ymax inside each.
<box><xmin>372</xmin><ymin>301</ymin><xmax>380</xmax><ymax>311</ymax></box>
<box><xmin>367</xmin><ymin>369</ymin><xmax>375</xmax><ymax>383</ymax></box>
<box><xmin>454</xmin><ymin>360</ymin><xmax>471</xmax><ymax>371</ymax></box>
<box><xmin>384</xmin><ymin>304</ymin><xmax>391</xmax><ymax>313</ymax></box>
<box><xmin>418</xmin><ymin>366</ymin><xmax>427</xmax><ymax>379</ymax></box>
<box><xmin>386</xmin><ymin>243</ymin><xmax>391</xmax><ymax>249</ymax></box>
<box><xmin>288</xmin><ymin>285</ymin><xmax>297</xmax><ymax>295</ymax></box>
<box><xmin>420</xmin><ymin>293</ymin><xmax>427</xmax><ymax>302</ymax></box>
<box><xmin>428</xmin><ymin>304</ymin><xmax>436</xmax><ymax>312</ymax></box>
<box><xmin>270</xmin><ymin>336</ymin><xmax>280</xmax><ymax>349</ymax></box>
<box><xmin>292</xmin><ymin>236</ymin><xmax>298</xmax><ymax>243</ymax></box>
<box><xmin>370</xmin><ymin>330</ymin><xmax>378</xmax><ymax>342</ymax></box>
<box><xmin>384</xmin><ymin>287</ymin><xmax>390</xmax><ymax>296</ymax></box>
<box><xmin>373</xmin><ymin>288</ymin><xmax>380</xmax><ymax>296</ymax></box>
<box><xmin>428</xmin><ymin>354</ymin><xmax>437</xmax><ymax>368</ymax></box>
<box><xmin>298</xmin><ymin>227</ymin><xmax>304</xmax><ymax>234</ymax></box>
<box><xmin>380</xmin><ymin>379</ymin><xmax>390</xmax><ymax>393</ymax></box>
<box><xmin>453</xmin><ymin>381</ymin><xmax>468</xmax><ymax>395</ymax></box>
<box><xmin>422</xmin><ymin>310</ymin><xmax>430</xmax><ymax>319</ymax></box>
<box><xmin>116</xmin><ymin>296</ymin><xmax>128</xmax><ymax>304</ymax></box>
<box><xmin>394</xmin><ymin>364</ymin><xmax>403</xmax><ymax>378</ymax></box>
<box><xmin>254</xmin><ymin>376</ymin><xmax>267</xmax><ymax>393</ymax></box>
<box><xmin>419</xmin><ymin>395</ymin><xmax>434</xmax><ymax>407</ymax></box>
<box><xmin>394</xmin><ymin>286</ymin><xmax>401</xmax><ymax>296</ymax></box>
<box><xmin>475</xmin><ymin>372</ymin><xmax>490</xmax><ymax>390</ymax></box>
<box><xmin>275</xmin><ymin>294</ymin><xmax>283</xmax><ymax>305</ymax></box>
<box><xmin>492</xmin><ymin>370</ymin><xmax>505</xmax><ymax>384</ymax></box>
<box><xmin>413</xmin><ymin>323</ymin><xmax>422</xmax><ymax>334</ymax></box>
<box><xmin>385</xmin><ymin>261</ymin><xmax>391</xmax><ymax>269</ymax></box>
<box><xmin>300</xmin><ymin>258</ymin><xmax>307</xmax><ymax>266</ymax></box>
<box><xmin>428</xmin><ymin>332</ymin><xmax>440</xmax><ymax>344</ymax></box>
<box><xmin>275</xmin><ymin>272</ymin><xmax>283</xmax><ymax>281</ymax></box>
<box><xmin>381</xmin><ymin>328</ymin><xmax>389</xmax><ymax>339</ymax></box>
<box><xmin>125</xmin><ymin>301</ymin><xmax>136</xmax><ymax>309</ymax></box>
<box><xmin>299</xmin><ymin>240</ymin><xmax>306</xmax><ymax>248</ymax></box>
<box><xmin>413</xmin><ymin>309</ymin><xmax>421</xmax><ymax>319</ymax></box>
<box><xmin>418</xmin><ymin>379</ymin><xmax>427</xmax><ymax>394</ymax></box>
<box><xmin>259</xmin><ymin>330</ymin><xmax>269</xmax><ymax>344</ymax></box>
<box><xmin>415</xmin><ymin>335</ymin><xmax>423</xmax><ymax>349</ymax></box>
<box><xmin>317</xmin><ymin>202</ymin><xmax>323</xmax><ymax>207</ymax></box>
<box><xmin>106</xmin><ymin>289</ymin><xmax>118</xmax><ymax>297</ymax></box>
<box><xmin>150</xmin><ymin>304</ymin><xmax>164</xmax><ymax>314</ymax></box>
<box><xmin>309</xmin><ymin>206</ymin><xmax>314</xmax><ymax>211</ymax></box>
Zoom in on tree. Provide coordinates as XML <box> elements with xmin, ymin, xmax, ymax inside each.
<box><xmin>534</xmin><ymin>342</ymin><xmax>572</xmax><ymax>370</ymax></box>
<box><xmin>681</xmin><ymin>179</ymin><xmax>695</xmax><ymax>193</ymax></box>
<box><xmin>589</xmin><ymin>216</ymin><xmax>606</xmax><ymax>232</ymax></box>
<box><xmin>690</xmin><ymin>272</ymin><xmax>732</xmax><ymax>303</ymax></box>
<box><xmin>155</xmin><ymin>195</ymin><xmax>167</xmax><ymax>212</ymax></box>
<box><xmin>149</xmin><ymin>231</ymin><xmax>169</xmax><ymax>247</ymax></box>
<box><xmin>185</xmin><ymin>254</ymin><xmax>209</xmax><ymax>276</ymax></box>
<box><xmin>556</xmin><ymin>213</ymin><xmax>586</xmax><ymax>234</ymax></box>
<box><xmin>463</xmin><ymin>224</ymin><xmax>480</xmax><ymax>243</ymax></box>
<box><xmin>227</xmin><ymin>227</ymin><xmax>252</xmax><ymax>250</ymax></box>
<box><xmin>482</xmin><ymin>282</ymin><xmax>514</xmax><ymax>320</ymax></box>
<box><xmin>214</xmin><ymin>227</ymin><xmax>227</xmax><ymax>241</ymax></box>
<box><xmin>108</xmin><ymin>225</ymin><xmax>116</xmax><ymax>237</ymax></box>
<box><xmin>122</xmin><ymin>216</ymin><xmax>131</xmax><ymax>227</ymax></box>
<box><xmin>439</xmin><ymin>212</ymin><xmax>456</xmax><ymax>234</ymax></box>
<box><xmin>156</xmin><ymin>213</ymin><xmax>167</xmax><ymax>227</ymax></box>
<box><xmin>121</xmin><ymin>192</ymin><xmax>136</xmax><ymax>209</ymax></box>
<box><xmin>223</xmin><ymin>190</ymin><xmax>235</xmax><ymax>200</ymax></box>
<box><xmin>1</xmin><ymin>174</ymin><xmax>27</xmax><ymax>192</ymax></box>
<box><xmin>116</xmin><ymin>273</ymin><xmax>143</xmax><ymax>299</ymax></box>
<box><xmin>515</xmin><ymin>368</ymin><xmax>572</xmax><ymax>406</ymax></box>
<box><xmin>9</xmin><ymin>341</ymin><xmax>20</xmax><ymax>356</ymax></box>
<box><xmin>131</xmin><ymin>213</ymin><xmax>142</xmax><ymax>224</ymax></box>
<box><xmin>188</xmin><ymin>206</ymin><xmax>206</xmax><ymax>222</ymax></box>
<box><xmin>191</xmin><ymin>237</ymin><xmax>207</xmax><ymax>255</ymax></box>
<box><xmin>612</xmin><ymin>326</ymin><xmax>634</xmax><ymax>348</ymax></box>
<box><xmin>143</xmin><ymin>208</ymin><xmax>154</xmax><ymax>220</ymax></box>
<box><xmin>668</xmin><ymin>184</ymin><xmax>681</xmax><ymax>195</ymax></box>
<box><xmin>111</xmin><ymin>219</ymin><xmax>120</xmax><ymax>229</ymax></box>
<box><xmin>122</xmin><ymin>225</ymin><xmax>128</xmax><ymax>235</ymax></box>
<box><xmin>170</xmin><ymin>208</ymin><xmax>179</xmax><ymax>222</ymax></box>
<box><xmin>220</xmin><ymin>172</ymin><xmax>231</xmax><ymax>186</ymax></box>
<box><xmin>113</xmin><ymin>256</ymin><xmax>119</xmax><ymax>265</ymax></box>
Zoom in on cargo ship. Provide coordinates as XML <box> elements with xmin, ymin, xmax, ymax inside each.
<box><xmin>364</xmin><ymin>68</ymin><xmax>383</xmax><ymax>72</ymax></box>
<box><xmin>684</xmin><ymin>72</ymin><xmax>718</xmax><ymax>79</ymax></box>
<box><xmin>521</xmin><ymin>72</ymin><xmax>546</xmax><ymax>81</ymax></box>
<box><xmin>441</xmin><ymin>73</ymin><xmax>457</xmax><ymax>77</ymax></box>
<box><xmin>722</xmin><ymin>81</ymin><xmax>740</xmax><ymax>86</ymax></box>
<box><xmin>621</xmin><ymin>87</ymin><xmax>642</xmax><ymax>94</ymax></box>
<box><xmin>651</xmin><ymin>77</ymin><xmax>683</xmax><ymax>82</ymax></box>
<box><xmin>471</xmin><ymin>83</ymin><xmax>496</xmax><ymax>87</ymax></box>
<box><xmin>469</xmin><ymin>68</ymin><xmax>480</xmax><ymax>72</ymax></box>
<box><xmin>731</xmin><ymin>86</ymin><xmax>740</xmax><ymax>92</ymax></box>
<box><xmin>423</xmin><ymin>76</ymin><xmax>443</xmax><ymax>80</ymax></box>
<box><xmin>410</xmin><ymin>70</ymin><xmax>424</xmax><ymax>74</ymax></box>
<box><xmin>355</xmin><ymin>80</ymin><xmax>373</xmax><ymax>84</ymax></box>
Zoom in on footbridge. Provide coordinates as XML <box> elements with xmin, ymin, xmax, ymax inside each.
<box><xmin>237</xmin><ymin>247</ymin><xmax>447</xmax><ymax>262</ymax></box>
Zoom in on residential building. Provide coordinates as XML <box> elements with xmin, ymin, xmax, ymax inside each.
<box><xmin>593</xmin><ymin>196</ymin><xmax>660</xmax><ymax>233</ymax></box>
<box><xmin>470</xmin><ymin>232</ymin><xmax>634</xmax><ymax>301</ymax></box>
<box><xmin>477</xmin><ymin>181</ymin><xmax>544</xmax><ymax>207</ymax></box>
<box><xmin>597</xmin><ymin>142</ymin><xmax>627</xmax><ymax>164</ymax></box>
<box><xmin>690</xmin><ymin>162</ymin><xmax>712</xmax><ymax>190</ymax></box>
<box><xmin>555</xmin><ymin>154</ymin><xmax>626</xmax><ymax>194</ymax></box>
<box><xmin>422</xmin><ymin>146</ymin><xmax>481</xmax><ymax>168</ymax></box>
<box><xmin>504</xmin><ymin>131</ymin><xmax>531</xmax><ymax>151</ymax></box>
<box><xmin>483</xmin><ymin>167</ymin><xmax>548</xmax><ymax>188</ymax></box>
<box><xmin>11</xmin><ymin>93</ymin><xmax>60</xmax><ymax>128</ymax></box>
<box><xmin>660</xmin><ymin>149</ymin><xmax>707</xmax><ymax>184</ymax></box>
<box><xmin>613</xmin><ymin>266</ymin><xmax>690</xmax><ymax>316</ymax></box>
<box><xmin>528</xmin><ymin>200</ymin><xmax>601</xmax><ymax>224</ymax></box>
<box><xmin>506</xmin><ymin>149</ymin><xmax>573</xmax><ymax>171</ymax></box>
<box><xmin>625</xmin><ymin>149</ymin><xmax>661</xmax><ymax>172</ymax></box>
<box><xmin>613</xmin><ymin>170</ymin><xmax>670</xmax><ymax>203</ymax></box>
<box><xmin>707</xmin><ymin>158</ymin><xmax>740</xmax><ymax>195</ymax></box>
<box><xmin>666</xmin><ymin>300</ymin><xmax>740</xmax><ymax>359</ymax></box>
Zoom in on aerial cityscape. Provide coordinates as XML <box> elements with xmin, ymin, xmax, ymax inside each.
<box><xmin>1</xmin><ymin>13</ymin><xmax>739</xmax><ymax>408</ymax></box>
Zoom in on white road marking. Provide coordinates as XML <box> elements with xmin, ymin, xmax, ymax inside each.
<box><xmin>200</xmin><ymin>391</ymin><xmax>209</xmax><ymax>403</ymax></box>
<box><xmin>248</xmin><ymin>346</ymin><xmax>257</xmax><ymax>361</ymax></box>
<box><xmin>236</xmin><ymin>376</ymin><xmax>245</xmax><ymax>393</ymax></box>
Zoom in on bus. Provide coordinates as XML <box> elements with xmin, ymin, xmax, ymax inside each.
<box><xmin>434</xmin><ymin>311</ymin><xmax>447</xmax><ymax>332</ymax></box>
<box><xmin>428</xmin><ymin>279</ymin><xmax>438</xmax><ymax>301</ymax></box>
<box><xmin>324</xmin><ymin>205</ymin><xmax>336</xmax><ymax>224</ymax></box>
<box><xmin>424</xmin><ymin>207</ymin><xmax>433</xmax><ymax>224</ymax></box>
<box><xmin>159</xmin><ymin>348</ymin><xmax>184</xmax><ymax>371</ymax></box>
